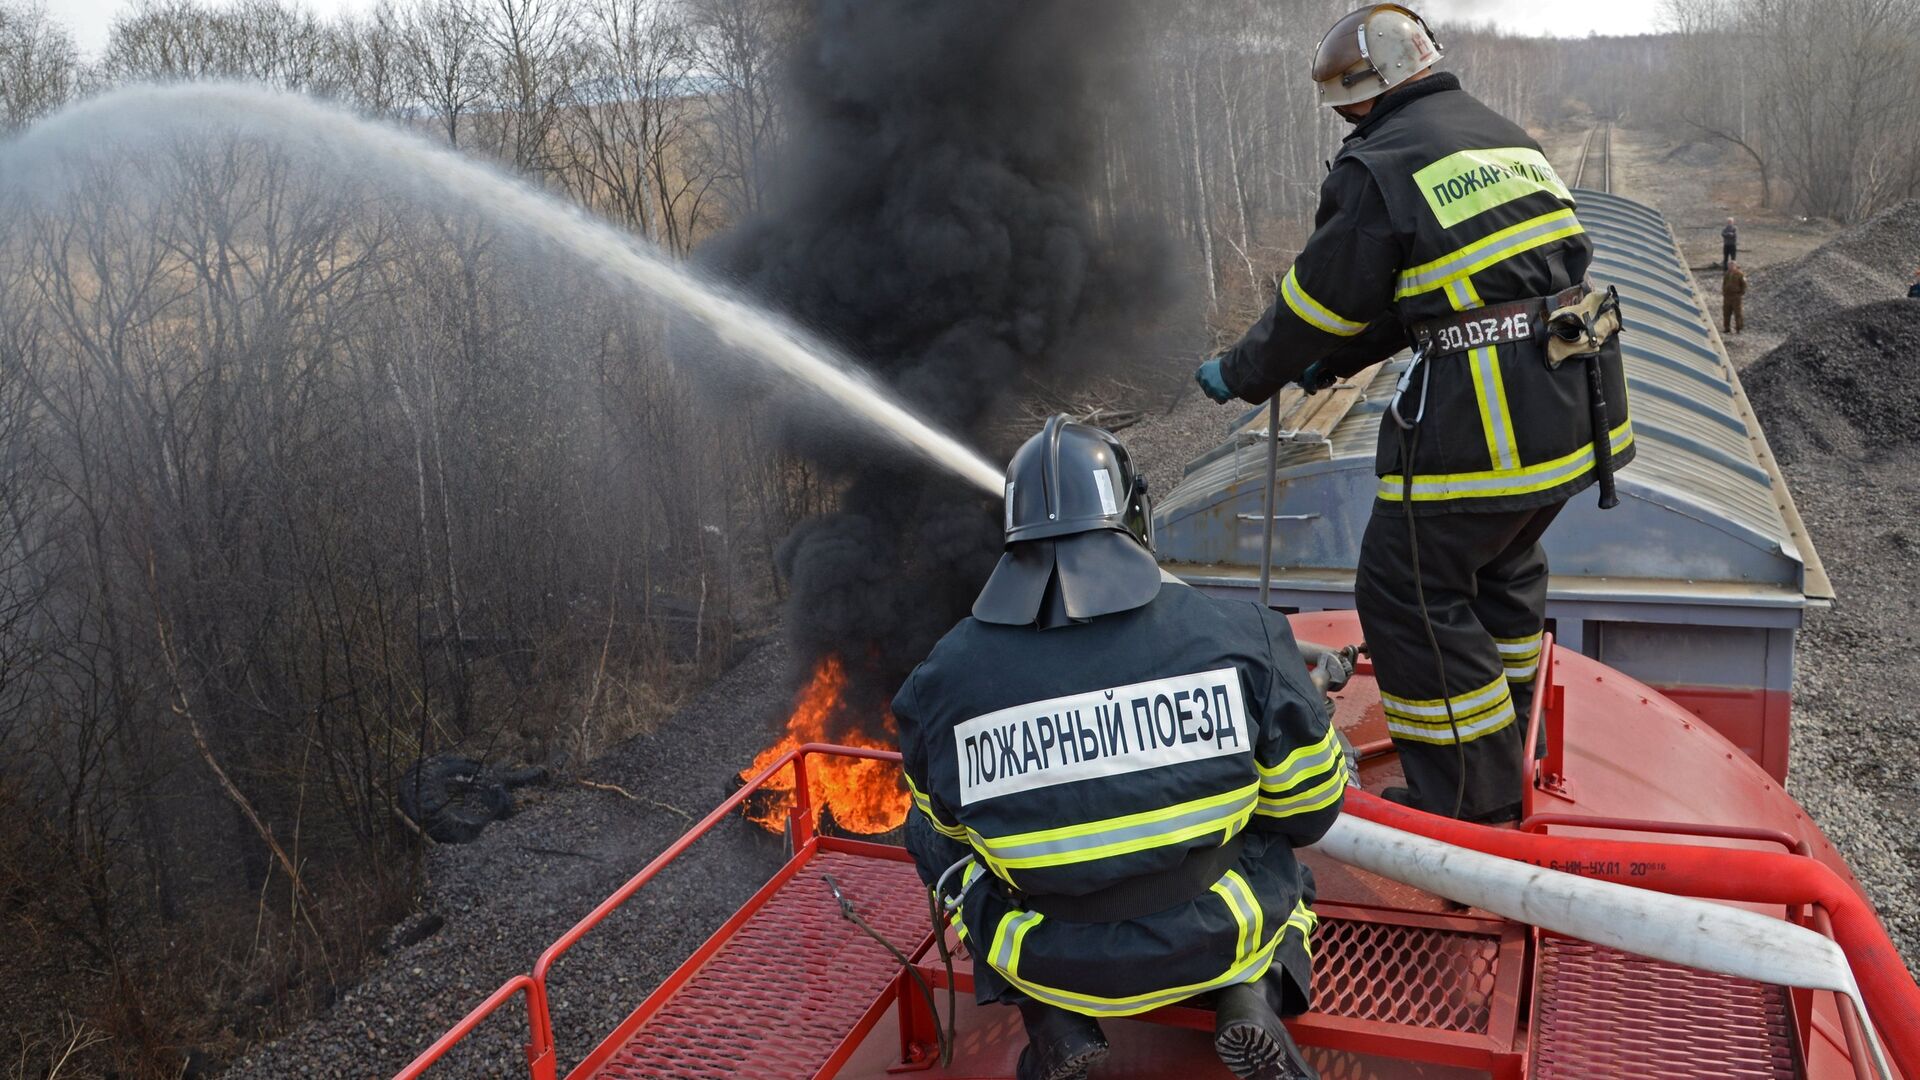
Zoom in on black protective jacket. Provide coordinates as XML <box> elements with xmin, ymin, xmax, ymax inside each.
<box><xmin>894</xmin><ymin>581</ymin><xmax>1344</xmax><ymax>1016</ymax></box>
<box><xmin>1220</xmin><ymin>73</ymin><xmax>1633</xmax><ymax>514</ymax></box>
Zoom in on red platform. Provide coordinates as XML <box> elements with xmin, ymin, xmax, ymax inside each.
<box><xmin>396</xmin><ymin>612</ymin><xmax>1906</xmax><ymax>1080</ymax></box>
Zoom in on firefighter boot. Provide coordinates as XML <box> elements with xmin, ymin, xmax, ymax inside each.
<box><xmin>1016</xmin><ymin>1003</ymin><xmax>1109</xmax><ymax>1080</ymax></box>
<box><xmin>1214</xmin><ymin>982</ymin><xmax>1319</xmax><ymax>1080</ymax></box>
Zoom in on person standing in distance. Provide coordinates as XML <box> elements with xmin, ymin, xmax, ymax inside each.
<box><xmin>1192</xmin><ymin>4</ymin><xmax>1632</xmax><ymax>823</ymax></box>
<box><xmin>1722</xmin><ymin>260</ymin><xmax>1747</xmax><ymax>334</ymax></box>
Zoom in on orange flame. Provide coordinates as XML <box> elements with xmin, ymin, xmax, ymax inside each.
<box><xmin>739</xmin><ymin>655</ymin><xmax>909</xmax><ymax>834</ymax></box>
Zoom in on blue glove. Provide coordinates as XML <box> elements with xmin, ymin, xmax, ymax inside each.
<box><xmin>1194</xmin><ymin>355</ymin><xmax>1235</xmax><ymax>403</ymax></box>
<box><xmin>1297</xmin><ymin>360</ymin><xmax>1332</xmax><ymax>395</ymax></box>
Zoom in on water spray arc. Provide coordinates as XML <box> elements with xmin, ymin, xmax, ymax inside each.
<box><xmin>3</xmin><ymin>82</ymin><xmax>1005</xmax><ymax>498</ymax></box>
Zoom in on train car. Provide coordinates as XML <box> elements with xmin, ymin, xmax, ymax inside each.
<box><xmin>391</xmin><ymin>195</ymin><xmax>1915</xmax><ymax>1078</ymax></box>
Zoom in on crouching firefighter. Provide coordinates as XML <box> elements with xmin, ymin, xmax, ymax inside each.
<box><xmin>894</xmin><ymin>417</ymin><xmax>1346</xmax><ymax>1080</ymax></box>
<box><xmin>1192</xmin><ymin>4</ymin><xmax>1632</xmax><ymax>823</ymax></box>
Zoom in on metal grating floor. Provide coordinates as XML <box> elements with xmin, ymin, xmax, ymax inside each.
<box><xmin>1533</xmin><ymin>937</ymin><xmax>1801</xmax><ymax>1078</ymax></box>
<box><xmin>1312</xmin><ymin>917</ymin><xmax>1502</xmax><ymax>1034</ymax></box>
<box><xmin>589</xmin><ymin>849</ymin><xmax>929</xmax><ymax>1080</ymax></box>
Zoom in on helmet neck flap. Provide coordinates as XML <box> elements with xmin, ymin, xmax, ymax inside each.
<box><xmin>972</xmin><ymin>416</ymin><xmax>1162</xmax><ymax>629</ymax></box>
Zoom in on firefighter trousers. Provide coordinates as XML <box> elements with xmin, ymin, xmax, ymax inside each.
<box><xmin>1354</xmin><ymin>500</ymin><xmax>1564</xmax><ymax>822</ymax></box>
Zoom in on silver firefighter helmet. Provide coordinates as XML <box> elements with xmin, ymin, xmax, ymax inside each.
<box><xmin>1313</xmin><ymin>4</ymin><xmax>1444</xmax><ymax>109</ymax></box>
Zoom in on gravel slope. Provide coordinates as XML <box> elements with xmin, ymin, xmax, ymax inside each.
<box><xmin>224</xmin><ymin>642</ymin><xmax>796</xmax><ymax>1079</ymax></box>
<box><xmin>1745</xmin><ymin>302</ymin><xmax>1920</xmax><ymax>974</ymax></box>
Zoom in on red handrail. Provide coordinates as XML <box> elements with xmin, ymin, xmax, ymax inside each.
<box><xmin>392</xmin><ymin>974</ymin><xmax>549</xmax><ymax>1080</ymax></box>
<box><xmin>390</xmin><ymin>743</ymin><xmax>904</xmax><ymax>1080</ymax></box>
<box><xmin>1343</xmin><ymin>788</ymin><xmax>1920</xmax><ymax>1076</ymax></box>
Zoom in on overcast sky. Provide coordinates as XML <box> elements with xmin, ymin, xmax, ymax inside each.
<box><xmin>50</xmin><ymin>0</ymin><xmax>1674</xmax><ymax>61</ymax></box>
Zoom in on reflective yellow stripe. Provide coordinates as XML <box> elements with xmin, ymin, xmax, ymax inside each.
<box><xmin>1378</xmin><ymin>420</ymin><xmax>1632</xmax><ymax>502</ymax></box>
<box><xmin>1495</xmin><ymin>631</ymin><xmax>1543</xmax><ymax>683</ymax></box>
<box><xmin>1381</xmin><ymin>675</ymin><xmax>1517</xmax><ymax>746</ymax></box>
<box><xmin>967</xmin><ymin>782</ymin><xmax>1258</xmax><ymax>873</ymax></box>
<box><xmin>1256</xmin><ymin>757</ymin><xmax>1347</xmax><ymax>818</ymax></box>
<box><xmin>1282</xmin><ymin>266</ymin><xmax>1367</xmax><ymax>337</ymax></box>
<box><xmin>1443</xmin><ymin>277</ymin><xmax>1521</xmax><ymax>473</ymax></box>
<box><xmin>981</xmin><ymin>893</ymin><xmax>1316</xmax><ymax>1017</ymax></box>
<box><xmin>1395</xmin><ymin>209</ymin><xmax>1585</xmax><ymax>299</ymax></box>
<box><xmin>1388</xmin><ymin>705</ymin><xmax>1516</xmax><ymax>745</ymax></box>
<box><xmin>1287</xmin><ymin>901</ymin><xmax>1318</xmax><ymax>959</ymax></box>
<box><xmin>906</xmin><ymin>775</ymin><xmax>968</xmax><ymax>840</ymax></box>
<box><xmin>1415</xmin><ymin>147</ymin><xmax>1572</xmax><ymax>228</ymax></box>
<box><xmin>1258</xmin><ymin>726</ymin><xmax>1341</xmax><ymax>791</ymax></box>
<box><xmin>1212</xmin><ymin>870</ymin><xmax>1258</xmax><ymax>961</ymax></box>
<box><xmin>1380</xmin><ymin>674</ymin><xmax>1508</xmax><ymax>715</ymax></box>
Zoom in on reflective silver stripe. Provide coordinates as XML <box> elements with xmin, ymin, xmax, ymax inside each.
<box><xmin>1503</xmin><ymin>661</ymin><xmax>1539</xmax><ymax>682</ymax></box>
<box><xmin>1001</xmin><ymin>929</ymin><xmax>1285</xmax><ymax>1016</ymax></box>
<box><xmin>1214</xmin><ymin>871</ymin><xmax>1258</xmax><ymax>959</ymax></box>
<box><xmin>1397</xmin><ymin>210</ymin><xmax>1583</xmax><ymax>296</ymax></box>
<box><xmin>1257</xmin><ymin>757</ymin><xmax>1347</xmax><ymax>817</ymax></box>
<box><xmin>1259</xmin><ymin>731</ymin><xmax>1341</xmax><ymax>793</ymax></box>
<box><xmin>1379</xmin><ymin>424</ymin><xmax>1632</xmax><ymax>500</ymax></box>
<box><xmin>992</xmin><ymin>910</ymin><xmax>1041</xmax><ymax>972</ymax></box>
<box><xmin>1473</xmin><ymin>346</ymin><xmax>1518</xmax><ymax>470</ymax></box>
<box><xmin>974</xmin><ymin>787</ymin><xmax>1256</xmax><ymax>864</ymax></box>
<box><xmin>1387</xmin><ymin>703</ymin><xmax>1516</xmax><ymax>745</ymax></box>
<box><xmin>1381</xmin><ymin>677</ymin><xmax>1509</xmax><ymax>719</ymax></box>
<box><xmin>1282</xmin><ymin>266</ymin><xmax>1367</xmax><ymax>337</ymax></box>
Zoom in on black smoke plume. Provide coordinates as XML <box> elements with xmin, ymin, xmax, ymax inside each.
<box><xmin>708</xmin><ymin>0</ymin><xmax>1172</xmax><ymax>729</ymax></box>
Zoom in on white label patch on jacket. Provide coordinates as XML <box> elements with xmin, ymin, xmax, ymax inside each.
<box><xmin>953</xmin><ymin>667</ymin><xmax>1247</xmax><ymax>806</ymax></box>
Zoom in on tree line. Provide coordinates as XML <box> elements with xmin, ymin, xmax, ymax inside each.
<box><xmin>1658</xmin><ymin>0</ymin><xmax>1920</xmax><ymax>220</ymax></box>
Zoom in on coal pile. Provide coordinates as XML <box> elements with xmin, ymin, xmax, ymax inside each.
<box><xmin>1746</xmin><ymin>200</ymin><xmax>1920</xmax><ymax>334</ymax></box>
<box><xmin>1742</xmin><ymin>300</ymin><xmax>1920</xmax><ymax>464</ymax></box>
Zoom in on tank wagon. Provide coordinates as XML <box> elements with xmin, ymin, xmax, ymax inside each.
<box><xmin>1154</xmin><ymin>190</ymin><xmax>1830</xmax><ymax>780</ymax></box>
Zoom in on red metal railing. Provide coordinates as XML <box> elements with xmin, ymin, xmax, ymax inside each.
<box><xmin>391</xmin><ymin>743</ymin><xmax>902</xmax><ymax>1080</ymax></box>
<box><xmin>1344</xmin><ymin>790</ymin><xmax>1920</xmax><ymax>1077</ymax></box>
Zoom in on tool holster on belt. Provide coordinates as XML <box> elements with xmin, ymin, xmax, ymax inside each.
<box><xmin>1546</xmin><ymin>285</ymin><xmax>1626</xmax><ymax>509</ymax></box>
<box><xmin>1543</xmin><ymin>285</ymin><xmax>1623</xmax><ymax>369</ymax></box>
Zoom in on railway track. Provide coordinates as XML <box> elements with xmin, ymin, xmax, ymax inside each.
<box><xmin>1572</xmin><ymin>120</ymin><xmax>1612</xmax><ymax>193</ymax></box>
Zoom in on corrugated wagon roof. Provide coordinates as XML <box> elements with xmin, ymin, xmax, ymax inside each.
<box><xmin>1156</xmin><ymin>190</ymin><xmax>1830</xmax><ymax>605</ymax></box>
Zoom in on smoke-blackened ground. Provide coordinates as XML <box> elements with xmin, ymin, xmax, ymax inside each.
<box><xmin>705</xmin><ymin>0</ymin><xmax>1178</xmax><ymax>722</ymax></box>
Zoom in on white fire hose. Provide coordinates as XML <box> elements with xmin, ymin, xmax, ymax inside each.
<box><xmin>1310</xmin><ymin>814</ymin><xmax>1893</xmax><ymax>1079</ymax></box>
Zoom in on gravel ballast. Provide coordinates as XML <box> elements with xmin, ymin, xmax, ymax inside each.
<box><xmin>1746</xmin><ymin>200</ymin><xmax>1920</xmax><ymax>334</ymax></box>
<box><xmin>1745</xmin><ymin>302</ymin><xmax>1920</xmax><ymax>974</ymax></box>
<box><xmin>223</xmin><ymin>642</ymin><xmax>798</xmax><ymax>1079</ymax></box>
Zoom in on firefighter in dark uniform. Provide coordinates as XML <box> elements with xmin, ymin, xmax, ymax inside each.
<box><xmin>1193</xmin><ymin>5</ymin><xmax>1631</xmax><ymax>823</ymax></box>
<box><xmin>896</xmin><ymin>417</ymin><xmax>1344</xmax><ymax>1080</ymax></box>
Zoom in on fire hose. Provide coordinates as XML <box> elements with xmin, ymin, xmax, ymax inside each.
<box><xmin>1320</xmin><ymin>790</ymin><xmax>1918</xmax><ymax>1078</ymax></box>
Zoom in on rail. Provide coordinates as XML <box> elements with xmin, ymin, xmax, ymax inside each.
<box><xmin>391</xmin><ymin>742</ymin><xmax>901</xmax><ymax>1080</ymax></box>
<box><xmin>1571</xmin><ymin>120</ymin><xmax>1612</xmax><ymax>193</ymax></box>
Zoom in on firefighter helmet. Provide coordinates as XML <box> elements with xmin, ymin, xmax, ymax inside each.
<box><xmin>972</xmin><ymin>415</ymin><xmax>1161</xmax><ymax>628</ymax></box>
<box><xmin>1313</xmin><ymin>5</ymin><xmax>1443</xmax><ymax>109</ymax></box>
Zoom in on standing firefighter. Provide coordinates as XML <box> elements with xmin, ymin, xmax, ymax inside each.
<box><xmin>896</xmin><ymin>417</ymin><xmax>1344</xmax><ymax>1080</ymax></box>
<box><xmin>1723</xmin><ymin>260</ymin><xmax>1747</xmax><ymax>334</ymax></box>
<box><xmin>1193</xmin><ymin>4</ymin><xmax>1632</xmax><ymax>823</ymax></box>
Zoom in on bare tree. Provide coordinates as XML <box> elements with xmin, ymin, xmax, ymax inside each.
<box><xmin>400</xmin><ymin>0</ymin><xmax>491</xmax><ymax>148</ymax></box>
<box><xmin>0</xmin><ymin>0</ymin><xmax>74</xmax><ymax>129</ymax></box>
